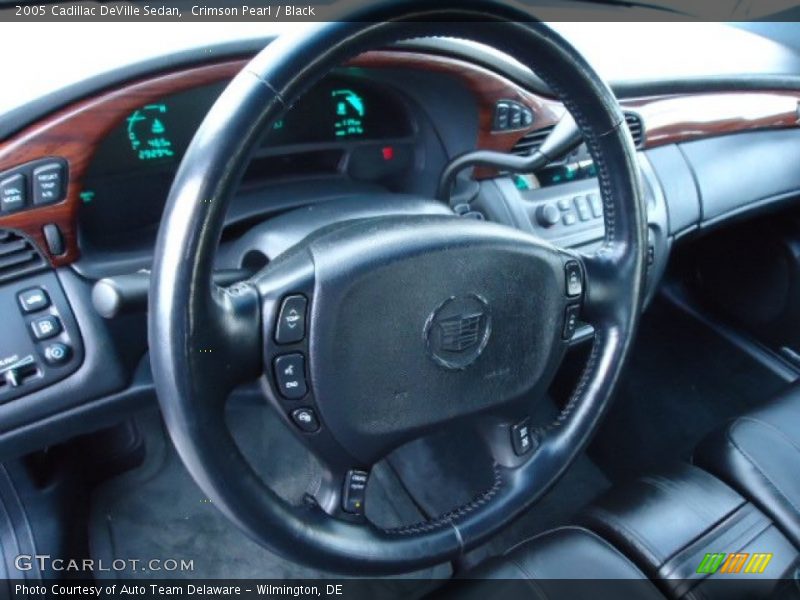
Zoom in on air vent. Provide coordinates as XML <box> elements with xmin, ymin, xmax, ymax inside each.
<box><xmin>511</xmin><ymin>113</ymin><xmax>645</xmax><ymax>157</ymax></box>
<box><xmin>511</xmin><ymin>124</ymin><xmax>554</xmax><ymax>156</ymax></box>
<box><xmin>624</xmin><ymin>112</ymin><xmax>645</xmax><ymax>149</ymax></box>
<box><xmin>0</xmin><ymin>229</ymin><xmax>48</xmax><ymax>284</ymax></box>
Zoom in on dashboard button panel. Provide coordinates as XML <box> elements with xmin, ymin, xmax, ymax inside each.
<box><xmin>0</xmin><ymin>158</ymin><xmax>68</xmax><ymax>216</ymax></box>
<box><xmin>0</xmin><ymin>271</ymin><xmax>83</xmax><ymax>403</ymax></box>
<box><xmin>493</xmin><ymin>100</ymin><xmax>533</xmax><ymax>132</ymax></box>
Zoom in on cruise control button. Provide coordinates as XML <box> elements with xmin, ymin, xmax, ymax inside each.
<box><xmin>274</xmin><ymin>353</ymin><xmax>307</xmax><ymax>399</ymax></box>
<box><xmin>0</xmin><ymin>174</ymin><xmax>26</xmax><ymax>212</ymax></box>
<box><xmin>563</xmin><ymin>305</ymin><xmax>581</xmax><ymax>340</ymax></box>
<box><xmin>18</xmin><ymin>288</ymin><xmax>50</xmax><ymax>313</ymax></box>
<box><xmin>275</xmin><ymin>294</ymin><xmax>307</xmax><ymax>344</ymax></box>
<box><xmin>32</xmin><ymin>162</ymin><xmax>65</xmax><ymax>205</ymax></box>
<box><xmin>511</xmin><ymin>418</ymin><xmax>535</xmax><ymax>456</ymax></box>
<box><xmin>565</xmin><ymin>261</ymin><xmax>583</xmax><ymax>297</ymax></box>
<box><xmin>43</xmin><ymin>343</ymin><xmax>71</xmax><ymax>366</ymax></box>
<box><xmin>30</xmin><ymin>315</ymin><xmax>62</xmax><ymax>340</ymax></box>
<box><xmin>342</xmin><ymin>469</ymin><xmax>368</xmax><ymax>514</ymax></box>
<box><xmin>291</xmin><ymin>407</ymin><xmax>319</xmax><ymax>433</ymax></box>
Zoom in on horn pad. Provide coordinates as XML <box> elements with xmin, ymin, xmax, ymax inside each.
<box><xmin>304</xmin><ymin>215</ymin><xmax>571</xmax><ymax>462</ymax></box>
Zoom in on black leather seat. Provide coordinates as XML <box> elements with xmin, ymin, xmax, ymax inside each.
<box><xmin>579</xmin><ymin>463</ymin><xmax>799</xmax><ymax>598</ymax></box>
<box><xmin>444</xmin><ymin>526</ymin><xmax>664</xmax><ymax>599</ymax></box>
<box><xmin>695</xmin><ymin>384</ymin><xmax>800</xmax><ymax>549</ymax></box>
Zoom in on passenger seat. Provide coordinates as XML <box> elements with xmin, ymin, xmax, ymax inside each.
<box><xmin>578</xmin><ymin>464</ymin><xmax>798</xmax><ymax>598</ymax></box>
<box><xmin>695</xmin><ymin>383</ymin><xmax>800</xmax><ymax>549</ymax></box>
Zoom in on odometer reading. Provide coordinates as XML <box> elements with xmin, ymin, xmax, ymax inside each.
<box><xmin>126</xmin><ymin>103</ymin><xmax>175</xmax><ymax>162</ymax></box>
<box><xmin>332</xmin><ymin>89</ymin><xmax>366</xmax><ymax>138</ymax></box>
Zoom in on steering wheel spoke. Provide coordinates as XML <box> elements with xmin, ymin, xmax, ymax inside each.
<box><xmin>567</xmin><ymin>246</ymin><xmax>643</xmax><ymax>329</ymax></box>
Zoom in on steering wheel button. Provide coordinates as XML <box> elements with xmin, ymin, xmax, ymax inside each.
<box><xmin>290</xmin><ymin>407</ymin><xmax>319</xmax><ymax>433</ymax></box>
<box><xmin>274</xmin><ymin>353</ymin><xmax>307</xmax><ymax>399</ymax></box>
<box><xmin>565</xmin><ymin>261</ymin><xmax>583</xmax><ymax>297</ymax></box>
<box><xmin>342</xmin><ymin>469</ymin><xmax>369</xmax><ymax>514</ymax></box>
<box><xmin>511</xmin><ymin>419</ymin><xmax>534</xmax><ymax>456</ymax></box>
<box><xmin>563</xmin><ymin>305</ymin><xmax>581</xmax><ymax>340</ymax></box>
<box><xmin>275</xmin><ymin>294</ymin><xmax>307</xmax><ymax>344</ymax></box>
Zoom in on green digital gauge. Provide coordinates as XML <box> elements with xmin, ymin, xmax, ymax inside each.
<box><xmin>126</xmin><ymin>103</ymin><xmax>175</xmax><ymax>162</ymax></box>
<box><xmin>332</xmin><ymin>89</ymin><xmax>365</xmax><ymax>138</ymax></box>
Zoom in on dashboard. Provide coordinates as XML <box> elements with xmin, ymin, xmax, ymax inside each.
<box><xmin>79</xmin><ymin>73</ymin><xmax>415</xmax><ymax>249</ymax></box>
<box><xmin>0</xmin><ymin>38</ymin><xmax>799</xmax><ymax>460</ymax></box>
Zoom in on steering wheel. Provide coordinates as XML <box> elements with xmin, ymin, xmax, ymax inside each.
<box><xmin>149</xmin><ymin>0</ymin><xmax>646</xmax><ymax>575</ymax></box>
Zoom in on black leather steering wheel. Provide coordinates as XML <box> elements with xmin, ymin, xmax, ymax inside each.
<box><xmin>149</xmin><ymin>0</ymin><xmax>646</xmax><ymax>575</ymax></box>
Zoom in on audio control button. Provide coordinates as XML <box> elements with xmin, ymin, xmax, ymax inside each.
<box><xmin>274</xmin><ymin>353</ymin><xmax>307</xmax><ymax>399</ymax></box>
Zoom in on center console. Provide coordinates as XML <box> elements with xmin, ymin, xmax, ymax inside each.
<box><xmin>470</xmin><ymin>153</ymin><xmax>671</xmax><ymax>318</ymax></box>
